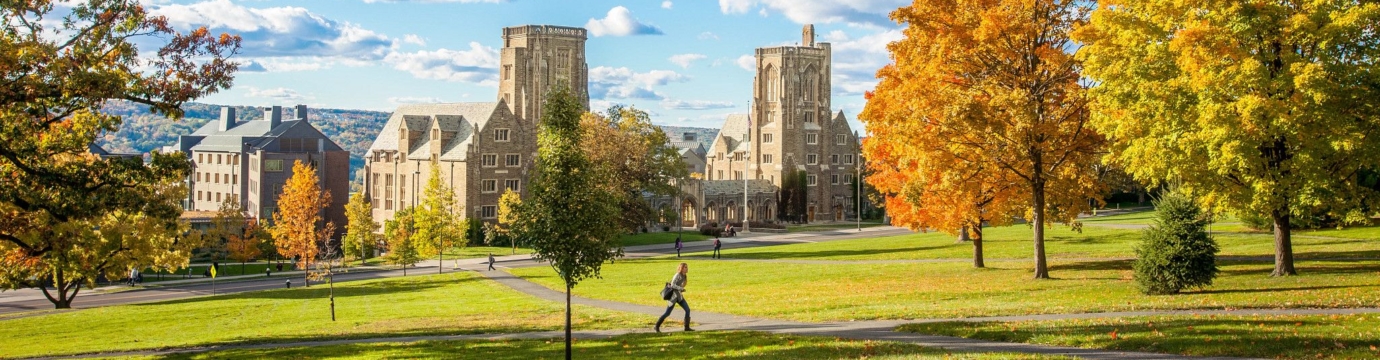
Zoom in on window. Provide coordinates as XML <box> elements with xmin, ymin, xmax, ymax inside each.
<box><xmin>232</xmin><ymin>175</ymin><xmax>237</xmax><ymax>185</ymax></box>
<box><xmin>503</xmin><ymin>65</ymin><xmax>512</xmax><ymax>80</ymax></box>
<box><xmin>845</xmin><ymin>154</ymin><xmax>854</xmax><ymax>164</ymax></box>
<box><xmin>482</xmin><ymin>179</ymin><xmax>497</xmax><ymax>193</ymax></box>
<box><xmin>216</xmin><ymin>154</ymin><xmax>222</xmax><ymax>164</ymax></box>
<box><xmin>506</xmin><ymin>154</ymin><xmax>521</xmax><ymax>167</ymax></box>
<box><xmin>717</xmin><ymin>170</ymin><xmax>723</xmax><ymax>179</ymax></box>
<box><xmin>216</xmin><ymin>192</ymin><xmax>221</xmax><ymax>202</ymax></box>
<box><xmin>481</xmin><ymin>205</ymin><xmax>497</xmax><ymax>218</ymax></box>
<box><xmin>215</xmin><ymin>173</ymin><xmax>220</xmax><ymax>184</ymax></box>
<box><xmin>482</xmin><ymin>154</ymin><xmax>498</xmax><ymax>167</ymax></box>
<box><xmin>807</xmin><ymin>175</ymin><xmax>817</xmax><ymax>186</ymax></box>
<box><xmin>807</xmin><ymin>154</ymin><xmax>818</xmax><ymax>165</ymax></box>
<box><xmin>831</xmin><ymin>154</ymin><xmax>839</xmax><ymax>164</ymax></box>
<box><xmin>494</xmin><ymin>129</ymin><xmax>510</xmax><ymax>142</ymax></box>
<box><xmin>432</xmin><ymin>129</ymin><xmax>439</xmax><ymax>139</ymax></box>
<box><xmin>804</xmin><ymin>111</ymin><xmax>814</xmax><ymax>123</ymax></box>
<box><xmin>831</xmin><ymin>174</ymin><xmax>839</xmax><ymax>185</ymax></box>
<box><xmin>806</xmin><ymin>133</ymin><xmax>817</xmax><ymax>145</ymax></box>
<box><xmin>763</xmin><ymin>133</ymin><xmax>773</xmax><ymax>143</ymax></box>
<box><xmin>265</xmin><ymin>159</ymin><xmax>283</xmax><ymax>172</ymax></box>
<box><xmin>836</xmin><ymin>134</ymin><xmax>846</xmax><ymax>145</ymax></box>
<box><xmin>763</xmin><ymin>154</ymin><xmax>773</xmax><ymax>164</ymax></box>
<box><xmin>734</xmin><ymin>171</ymin><xmax>743</xmax><ymax>180</ymax></box>
<box><xmin>197</xmin><ymin>191</ymin><xmax>202</xmax><ymax>201</ymax></box>
<box><xmin>197</xmin><ymin>153</ymin><xmax>203</xmax><ymax>163</ymax></box>
<box><xmin>845</xmin><ymin>174</ymin><xmax>854</xmax><ymax>184</ymax></box>
<box><xmin>505</xmin><ymin>179</ymin><xmax>520</xmax><ymax>191</ymax></box>
<box><xmin>683</xmin><ymin>133</ymin><xmax>696</xmax><ymax>142</ymax></box>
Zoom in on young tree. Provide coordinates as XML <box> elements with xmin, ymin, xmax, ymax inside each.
<box><xmin>342</xmin><ymin>192</ymin><xmax>378</xmax><ymax>267</ymax></box>
<box><xmin>208</xmin><ymin>198</ymin><xmax>249</xmax><ymax>261</ymax></box>
<box><xmin>863</xmin><ymin>0</ymin><xmax>1105</xmax><ymax>278</ymax></box>
<box><xmin>413</xmin><ymin>166</ymin><xmax>467</xmax><ymax>274</ymax></box>
<box><xmin>1134</xmin><ymin>191</ymin><xmax>1219</xmax><ymax>295</ymax></box>
<box><xmin>383</xmin><ymin>207</ymin><xmax>420</xmax><ymax>276</ymax></box>
<box><xmin>497</xmin><ymin>189</ymin><xmax>521</xmax><ymax>254</ymax></box>
<box><xmin>0</xmin><ymin>0</ymin><xmax>239</xmax><ymax>308</ymax></box>
<box><xmin>1075</xmin><ymin>0</ymin><xmax>1380</xmax><ymax>276</ymax></box>
<box><xmin>270</xmin><ymin>161</ymin><xmax>336</xmax><ymax>274</ymax></box>
<box><xmin>509</xmin><ymin>85</ymin><xmax>623</xmax><ymax>360</ymax></box>
<box><xmin>579</xmin><ymin>106</ymin><xmax>689</xmax><ymax>232</ymax></box>
<box><xmin>226</xmin><ymin>219</ymin><xmax>264</xmax><ymax>275</ymax></box>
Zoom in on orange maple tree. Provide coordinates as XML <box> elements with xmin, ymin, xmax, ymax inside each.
<box><xmin>270</xmin><ymin>161</ymin><xmax>336</xmax><ymax>271</ymax></box>
<box><xmin>862</xmin><ymin>0</ymin><xmax>1104</xmax><ymax>277</ymax></box>
<box><xmin>226</xmin><ymin>219</ymin><xmax>264</xmax><ymax>275</ymax></box>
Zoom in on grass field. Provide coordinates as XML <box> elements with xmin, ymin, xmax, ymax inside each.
<box><xmin>134</xmin><ymin>331</ymin><xmax>1068</xmax><ymax>360</ymax></box>
<box><xmin>0</xmin><ymin>272</ymin><xmax>646</xmax><ymax>359</ymax></box>
<box><xmin>619</xmin><ymin>232</ymin><xmax>710</xmax><ymax>247</ymax></box>
<box><xmin>510</xmin><ymin>257</ymin><xmax>1380</xmax><ymax>323</ymax></box>
<box><xmin>900</xmin><ymin>313</ymin><xmax>1380</xmax><ymax>359</ymax></box>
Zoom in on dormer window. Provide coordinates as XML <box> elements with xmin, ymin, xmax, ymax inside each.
<box><xmin>495</xmin><ymin>128</ymin><xmax>510</xmax><ymax>142</ymax></box>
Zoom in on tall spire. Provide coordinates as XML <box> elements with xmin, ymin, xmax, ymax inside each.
<box><xmin>803</xmin><ymin>24</ymin><xmax>815</xmax><ymax>47</ymax></box>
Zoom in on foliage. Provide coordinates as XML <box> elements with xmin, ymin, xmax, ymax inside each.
<box><xmin>342</xmin><ymin>191</ymin><xmax>378</xmax><ymax>265</ymax></box>
<box><xmin>1074</xmin><ymin>1</ymin><xmax>1380</xmax><ymax>276</ymax></box>
<box><xmin>0</xmin><ymin>0</ymin><xmax>238</xmax><ymax>308</ymax></box>
<box><xmin>412</xmin><ymin>167</ymin><xmax>467</xmax><ymax>261</ymax></box>
<box><xmin>863</xmin><ymin>0</ymin><xmax>1104</xmax><ymax>278</ymax></box>
<box><xmin>777</xmin><ymin>170</ymin><xmax>808</xmax><ymax>222</ymax></box>
<box><xmin>382</xmin><ymin>207</ymin><xmax>420</xmax><ymax>271</ymax></box>
<box><xmin>226</xmin><ymin>219</ymin><xmax>265</xmax><ymax>275</ymax></box>
<box><xmin>578</xmin><ymin>106</ymin><xmax>689</xmax><ymax>233</ymax></box>
<box><xmin>206</xmin><ymin>197</ymin><xmax>248</xmax><ymax>261</ymax></box>
<box><xmin>698</xmin><ymin>224</ymin><xmax>724</xmax><ymax>237</ymax></box>
<box><xmin>1134</xmin><ymin>192</ymin><xmax>1219</xmax><ymax>295</ymax></box>
<box><xmin>269</xmin><ymin>161</ymin><xmax>336</xmax><ymax>270</ymax></box>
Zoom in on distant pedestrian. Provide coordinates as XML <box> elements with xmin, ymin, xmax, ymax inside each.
<box><xmin>129</xmin><ymin>268</ymin><xmax>139</xmax><ymax>286</ymax></box>
<box><xmin>712</xmin><ymin>237</ymin><xmax>722</xmax><ymax>259</ymax></box>
<box><xmin>487</xmin><ymin>253</ymin><xmax>496</xmax><ymax>271</ymax></box>
<box><xmin>674</xmin><ymin>235</ymin><xmax>683</xmax><ymax>258</ymax></box>
<box><xmin>655</xmin><ymin>262</ymin><xmax>692</xmax><ymax>333</ymax></box>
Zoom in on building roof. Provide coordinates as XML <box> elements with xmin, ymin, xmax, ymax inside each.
<box><xmin>370</xmin><ymin>102</ymin><xmax>502</xmax><ymax>162</ymax></box>
<box><xmin>187</xmin><ymin>118</ymin><xmax>344</xmax><ymax>153</ymax></box>
<box><xmin>702</xmin><ymin>179</ymin><xmax>776</xmax><ymax>196</ymax></box>
<box><xmin>710</xmin><ymin>114</ymin><xmax>752</xmax><ymax>154</ymax></box>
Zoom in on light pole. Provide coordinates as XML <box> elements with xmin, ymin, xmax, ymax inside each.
<box><xmin>412</xmin><ymin>164</ymin><xmax>419</xmax><ymax>274</ymax></box>
<box><xmin>856</xmin><ymin>131</ymin><xmax>863</xmax><ymax>232</ymax></box>
<box><xmin>743</xmin><ymin>101</ymin><xmax>751</xmax><ymax>233</ymax></box>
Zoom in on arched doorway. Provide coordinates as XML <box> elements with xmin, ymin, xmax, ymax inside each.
<box><xmin>807</xmin><ymin>205</ymin><xmax>816</xmax><ymax>223</ymax></box>
<box><xmin>726</xmin><ymin>201</ymin><xmax>737</xmax><ymax>223</ymax></box>
<box><xmin>834</xmin><ymin>204</ymin><xmax>843</xmax><ymax>221</ymax></box>
<box><xmin>705</xmin><ymin>201</ymin><xmax>718</xmax><ymax>222</ymax></box>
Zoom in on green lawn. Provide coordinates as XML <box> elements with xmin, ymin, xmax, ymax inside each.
<box><xmin>440</xmin><ymin>245</ymin><xmax>534</xmax><ymax>259</ymax></box>
<box><xmin>509</xmin><ymin>258</ymin><xmax>1380</xmax><ymax>323</ymax></box>
<box><xmin>0</xmin><ymin>272</ymin><xmax>646</xmax><ymax>359</ymax></box>
<box><xmin>1079</xmin><ymin>210</ymin><xmax>1158</xmax><ymax>225</ymax></box>
<box><xmin>620</xmin><ymin>232</ymin><xmax>710</xmax><ymax>247</ymax></box>
<box><xmin>900</xmin><ymin>314</ymin><xmax>1380</xmax><ymax>359</ymax></box>
<box><xmin>785</xmin><ymin>221</ymin><xmax>886</xmax><ymax>233</ymax></box>
<box><xmin>137</xmin><ymin>331</ymin><xmax>1067</xmax><ymax>360</ymax></box>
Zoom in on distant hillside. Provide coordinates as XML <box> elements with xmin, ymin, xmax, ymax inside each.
<box><xmin>98</xmin><ymin>102</ymin><xmax>722</xmax><ymax>182</ymax></box>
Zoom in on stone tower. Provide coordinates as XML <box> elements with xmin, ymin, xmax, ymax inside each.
<box><xmin>748</xmin><ymin>24</ymin><xmax>834</xmax><ymax>188</ymax></box>
<box><xmin>498</xmin><ymin>25</ymin><xmax>590</xmax><ymax>128</ymax></box>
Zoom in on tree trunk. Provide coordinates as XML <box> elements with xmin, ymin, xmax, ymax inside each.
<box><xmin>972</xmin><ymin>225</ymin><xmax>985</xmax><ymax>268</ymax></box>
<box><xmin>565</xmin><ymin>281</ymin><xmax>573</xmax><ymax>360</ymax></box>
<box><xmin>1032</xmin><ymin>180</ymin><xmax>1050</xmax><ymax>279</ymax></box>
<box><xmin>40</xmin><ymin>268</ymin><xmax>80</xmax><ymax>309</ymax></box>
<box><xmin>242</xmin><ymin>261</ymin><xmax>247</xmax><ymax>275</ymax></box>
<box><xmin>1270</xmin><ymin>208</ymin><xmax>1297</xmax><ymax>276</ymax></box>
<box><xmin>957</xmin><ymin>227</ymin><xmax>970</xmax><ymax>243</ymax></box>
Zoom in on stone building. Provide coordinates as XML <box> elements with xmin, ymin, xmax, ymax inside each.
<box><xmin>363</xmin><ymin>25</ymin><xmax>587</xmax><ymax>227</ymax></box>
<box><xmin>703</xmin><ymin>24</ymin><xmax>862</xmax><ymax>223</ymax></box>
<box><xmin>176</xmin><ymin>105</ymin><xmax>351</xmax><ymax>233</ymax></box>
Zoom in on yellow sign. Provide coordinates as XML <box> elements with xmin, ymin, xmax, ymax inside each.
<box><xmin>210</xmin><ymin>265</ymin><xmax>217</xmax><ymax>278</ymax></box>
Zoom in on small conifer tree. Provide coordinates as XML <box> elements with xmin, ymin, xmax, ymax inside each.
<box><xmin>1134</xmin><ymin>192</ymin><xmax>1220</xmax><ymax>294</ymax></box>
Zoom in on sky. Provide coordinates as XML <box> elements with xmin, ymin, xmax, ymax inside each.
<box><xmin>145</xmin><ymin>0</ymin><xmax>908</xmax><ymax>130</ymax></box>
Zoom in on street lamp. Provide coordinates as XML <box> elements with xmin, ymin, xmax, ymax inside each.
<box><xmin>856</xmin><ymin>131</ymin><xmax>863</xmax><ymax>232</ymax></box>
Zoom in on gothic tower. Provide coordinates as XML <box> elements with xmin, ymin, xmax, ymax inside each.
<box><xmin>498</xmin><ymin>25</ymin><xmax>590</xmax><ymax>129</ymax></box>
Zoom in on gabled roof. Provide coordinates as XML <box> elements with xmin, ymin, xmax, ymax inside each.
<box><xmin>370</xmin><ymin>102</ymin><xmax>502</xmax><ymax>162</ymax></box>
<box><xmin>188</xmin><ymin>119</ymin><xmax>344</xmax><ymax>153</ymax></box>
<box><xmin>703</xmin><ymin>179</ymin><xmax>776</xmax><ymax>196</ymax></box>
<box><xmin>709</xmin><ymin>114</ymin><xmax>752</xmax><ymax>154</ymax></box>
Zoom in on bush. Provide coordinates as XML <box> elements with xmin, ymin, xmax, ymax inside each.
<box><xmin>1134</xmin><ymin>192</ymin><xmax>1220</xmax><ymax>295</ymax></box>
<box><xmin>698</xmin><ymin>224</ymin><xmax>723</xmax><ymax>237</ymax></box>
<box><xmin>661</xmin><ymin>225</ymin><xmax>671</xmax><ymax>232</ymax></box>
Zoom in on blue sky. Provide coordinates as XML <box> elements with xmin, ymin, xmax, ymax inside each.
<box><xmin>148</xmin><ymin>0</ymin><xmax>906</xmax><ymax>130</ymax></box>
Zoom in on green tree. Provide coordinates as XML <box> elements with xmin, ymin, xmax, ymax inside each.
<box><xmin>0</xmin><ymin>0</ymin><xmax>238</xmax><ymax>308</ymax></box>
<box><xmin>342</xmin><ymin>192</ymin><xmax>378</xmax><ymax>267</ymax></box>
<box><xmin>1134</xmin><ymin>191</ymin><xmax>1220</xmax><ymax>295</ymax></box>
<box><xmin>413</xmin><ymin>166</ymin><xmax>467</xmax><ymax>274</ymax></box>
<box><xmin>580</xmin><ymin>106</ymin><xmax>689</xmax><ymax>232</ymax></box>
<box><xmin>509</xmin><ymin>85</ymin><xmax>623</xmax><ymax>360</ymax></box>
<box><xmin>383</xmin><ymin>207</ymin><xmax>420</xmax><ymax>276</ymax></box>
<box><xmin>1075</xmin><ymin>0</ymin><xmax>1380</xmax><ymax>276</ymax></box>
<box><xmin>207</xmin><ymin>197</ymin><xmax>248</xmax><ymax>261</ymax></box>
<box><xmin>777</xmin><ymin>170</ymin><xmax>808</xmax><ymax>222</ymax></box>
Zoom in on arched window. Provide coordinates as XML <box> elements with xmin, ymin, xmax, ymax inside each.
<box><xmin>764</xmin><ymin>65</ymin><xmax>778</xmax><ymax>101</ymax></box>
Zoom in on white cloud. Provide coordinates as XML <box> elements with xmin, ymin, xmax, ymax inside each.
<box><xmin>151</xmin><ymin>0</ymin><xmax>396</xmax><ymax>60</ymax></box>
<box><xmin>586</xmin><ymin>6</ymin><xmax>663</xmax><ymax>37</ymax></box>
<box><xmin>821</xmin><ymin>29</ymin><xmax>902</xmax><ymax>96</ymax></box>
<box><xmin>384</xmin><ymin>42</ymin><xmax>501</xmax><ymax>86</ymax></box>
<box><xmin>736</xmin><ymin>55</ymin><xmax>756</xmax><ymax>71</ymax></box>
<box><xmin>717</xmin><ymin>0</ymin><xmax>907</xmax><ymax>27</ymax></box>
<box><xmin>661</xmin><ymin>99</ymin><xmax>735</xmax><ymax>110</ymax></box>
<box><xmin>388</xmin><ymin>96</ymin><xmax>447</xmax><ymax>105</ymax></box>
<box><xmin>245</xmin><ymin>86</ymin><xmax>312</xmax><ymax>102</ymax></box>
<box><xmin>668</xmin><ymin>53</ymin><xmax>706</xmax><ymax>68</ymax></box>
<box><xmin>588</xmin><ymin>66</ymin><xmax>688</xmax><ymax>100</ymax></box>
<box><xmin>362</xmin><ymin>0</ymin><xmax>504</xmax><ymax>3</ymax></box>
<box><xmin>697</xmin><ymin>32</ymin><xmax>719</xmax><ymax>40</ymax></box>
<box><xmin>661</xmin><ymin>1</ymin><xmax>673</xmax><ymax>9</ymax></box>
<box><xmin>402</xmin><ymin>34</ymin><xmax>427</xmax><ymax>46</ymax></box>
<box><xmin>239</xmin><ymin>61</ymin><xmax>267</xmax><ymax>72</ymax></box>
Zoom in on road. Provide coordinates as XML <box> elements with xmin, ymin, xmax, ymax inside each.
<box><xmin>0</xmin><ymin>226</ymin><xmax>911</xmax><ymax>316</ymax></box>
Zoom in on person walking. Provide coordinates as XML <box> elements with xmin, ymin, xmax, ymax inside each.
<box><xmin>712</xmin><ymin>237</ymin><xmax>722</xmax><ymax>259</ymax></box>
<box><xmin>655</xmin><ymin>262</ymin><xmax>692</xmax><ymax>333</ymax></box>
<box><xmin>674</xmin><ymin>234</ymin><xmax>683</xmax><ymax>258</ymax></box>
<box><xmin>487</xmin><ymin>253</ymin><xmax>496</xmax><ymax>271</ymax></box>
<box><xmin>129</xmin><ymin>268</ymin><xmax>139</xmax><ymax>286</ymax></box>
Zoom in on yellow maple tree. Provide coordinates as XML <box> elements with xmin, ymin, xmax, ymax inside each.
<box><xmin>270</xmin><ymin>160</ymin><xmax>335</xmax><ymax>271</ymax></box>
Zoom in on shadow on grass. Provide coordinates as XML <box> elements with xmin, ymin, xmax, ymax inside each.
<box><xmin>1049</xmin><ymin>259</ymin><xmax>1133</xmax><ymax>272</ymax></box>
<box><xmin>135</xmin><ymin>276</ymin><xmax>480</xmax><ymax>306</ymax></box>
<box><xmin>901</xmin><ymin>316</ymin><xmax>1380</xmax><ymax>359</ymax></box>
<box><xmin>1191</xmin><ymin>284</ymin><xmax>1374</xmax><ymax>295</ymax></box>
<box><xmin>719</xmin><ymin>243</ymin><xmax>957</xmax><ymax>260</ymax></box>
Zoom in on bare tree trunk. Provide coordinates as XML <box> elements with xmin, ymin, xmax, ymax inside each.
<box><xmin>565</xmin><ymin>281</ymin><xmax>573</xmax><ymax>360</ymax></box>
<box><xmin>1270</xmin><ymin>208</ymin><xmax>1297</xmax><ymax>276</ymax></box>
<box><xmin>957</xmin><ymin>226</ymin><xmax>970</xmax><ymax>243</ymax></box>
<box><xmin>972</xmin><ymin>224</ymin><xmax>985</xmax><ymax>268</ymax></box>
<box><xmin>1032</xmin><ymin>179</ymin><xmax>1050</xmax><ymax>279</ymax></box>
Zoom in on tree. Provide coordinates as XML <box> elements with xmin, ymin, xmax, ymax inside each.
<box><xmin>1134</xmin><ymin>191</ymin><xmax>1219</xmax><ymax>295</ymax></box>
<box><xmin>342</xmin><ymin>191</ymin><xmax>378</xmax><ymax>267</ymax></box>
<box><xmin>863</xmin><ymin>0</ymin><xmax>1105</xmax><ymax>278</ymax></box>
<box><xmin>269</xmin><ymin>161</ymin><xmax>336</xmax><ymax>275</ymax></box>
<box><xmin>509</xmin><ymin>85</ymin><xmax>623</xmax><ymax>360</ymax></box>
<box><xmin>1075</xmin><ymin>0</ymin><xmax>1380</xmax><ymax>276</ymax></box>
<box><xmin>413</xmin><ymin>165</ymin><xmax>467</xmax><ymax>274</ymax></box>
<box><xmin>207</xmin><ymin>198</ymin><xmax>248</xmax><ymax>261</ymax></box>
<box><xmin>497</xmin><ymin>189</ymin><xmax>521</xmax><ymax>254</ymax></box>
<box><xmin>0</xmin><ymin>0</ymin><xmax>239</xmax><ymax>308</ymax></box>
<box><xmin>383</xmin><ymin>207</ymin><xmax>420</xmax><ymax>276</ymax></box>
<box><xmin>777</xmin><ymin>170</ymin><xmax>808</xmax><ymax>223</ymax></box>
<box><xmin>579</xmin><ymin>106</ymin><xmax>689</xmax><ymax>232</ymax></box>
<box><xmin>226</xmin><ymin>219</ymin><xmax>264</xmax><ymax>275</ymax></box>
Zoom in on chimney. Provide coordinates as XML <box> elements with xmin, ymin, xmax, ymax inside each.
<box><xmin>803</xmin><ymin>24</ymin><xmax>815</xmax><ymax>47</ymax></box>
<box><xmin>265</xmin><ymin>105</ymin><xmax>282</xmax><ymax>129</ymax></box>
<box><xmin>219</xmin><ymin>107</ymin><xmax>236</xmax><ymax>132</ymax></box>
<box><xmin>296</xmin><ymin>104</ymin><xmax>309</xmax><ymax>123</ymax></box>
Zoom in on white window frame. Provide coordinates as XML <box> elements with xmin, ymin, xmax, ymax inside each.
<box><xmin>831</xmin><ymin>154</ymin><xmax>839</xmax><ymax>164</ymax></box>
<box><xmin>482</xmin><ymin>179</ymin><xmax>497</xmax><ymax>193</ymax></box>
<box><xmin>505</xmin><ymin>179</ymin><xmax>520</xmax><ymax>192</ymax></box>
<box><xmin>481</xmin><ymin>205</ymin><xmax>497</xmax><ymax>219</ymax></box>
<box><xmin>806</xmin><ymin>133</ymin><xmax>817</xmax><ymax>145</ymax></box>
<box><xmin>836</xmin><ymin>134</ymin><xmax>846</xmax><ymax>145</ymax></box>
<box><xmin>831</xmin><ymin>174</ymin><xmax>839</xmax><ymax>185</ymax></box>
<box><xmin>482</xmin><ymin>154</ymin><xmax>498</xmax><ymax>167</ymax></box>
<box><xmin>807</xmin><ymin>154</ymin><xmax>818</xmax><ymax>165</ymax></box>
<box><xmin>845</xmin><ymin>173</ymin><xmax>854</xmax><ymax>184</ymax></box>
<box><xmin>845</xmin><ymin>154</ymin><xmax>854</xmax><ymax>165</ymax></box>
<box><xmin>506</xmin><ymin>154</ymin><xmax>521</xmax><ymax>167</ymax></box>
<box><xmin>494</xmin><ymin>128</ymin><xmax>510</xmax><ymax>142</ymax></box>
<box><xmin>807</xmin><ymin>175</ymin><xmax>817</xmax><ymax>186</ymax></box>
